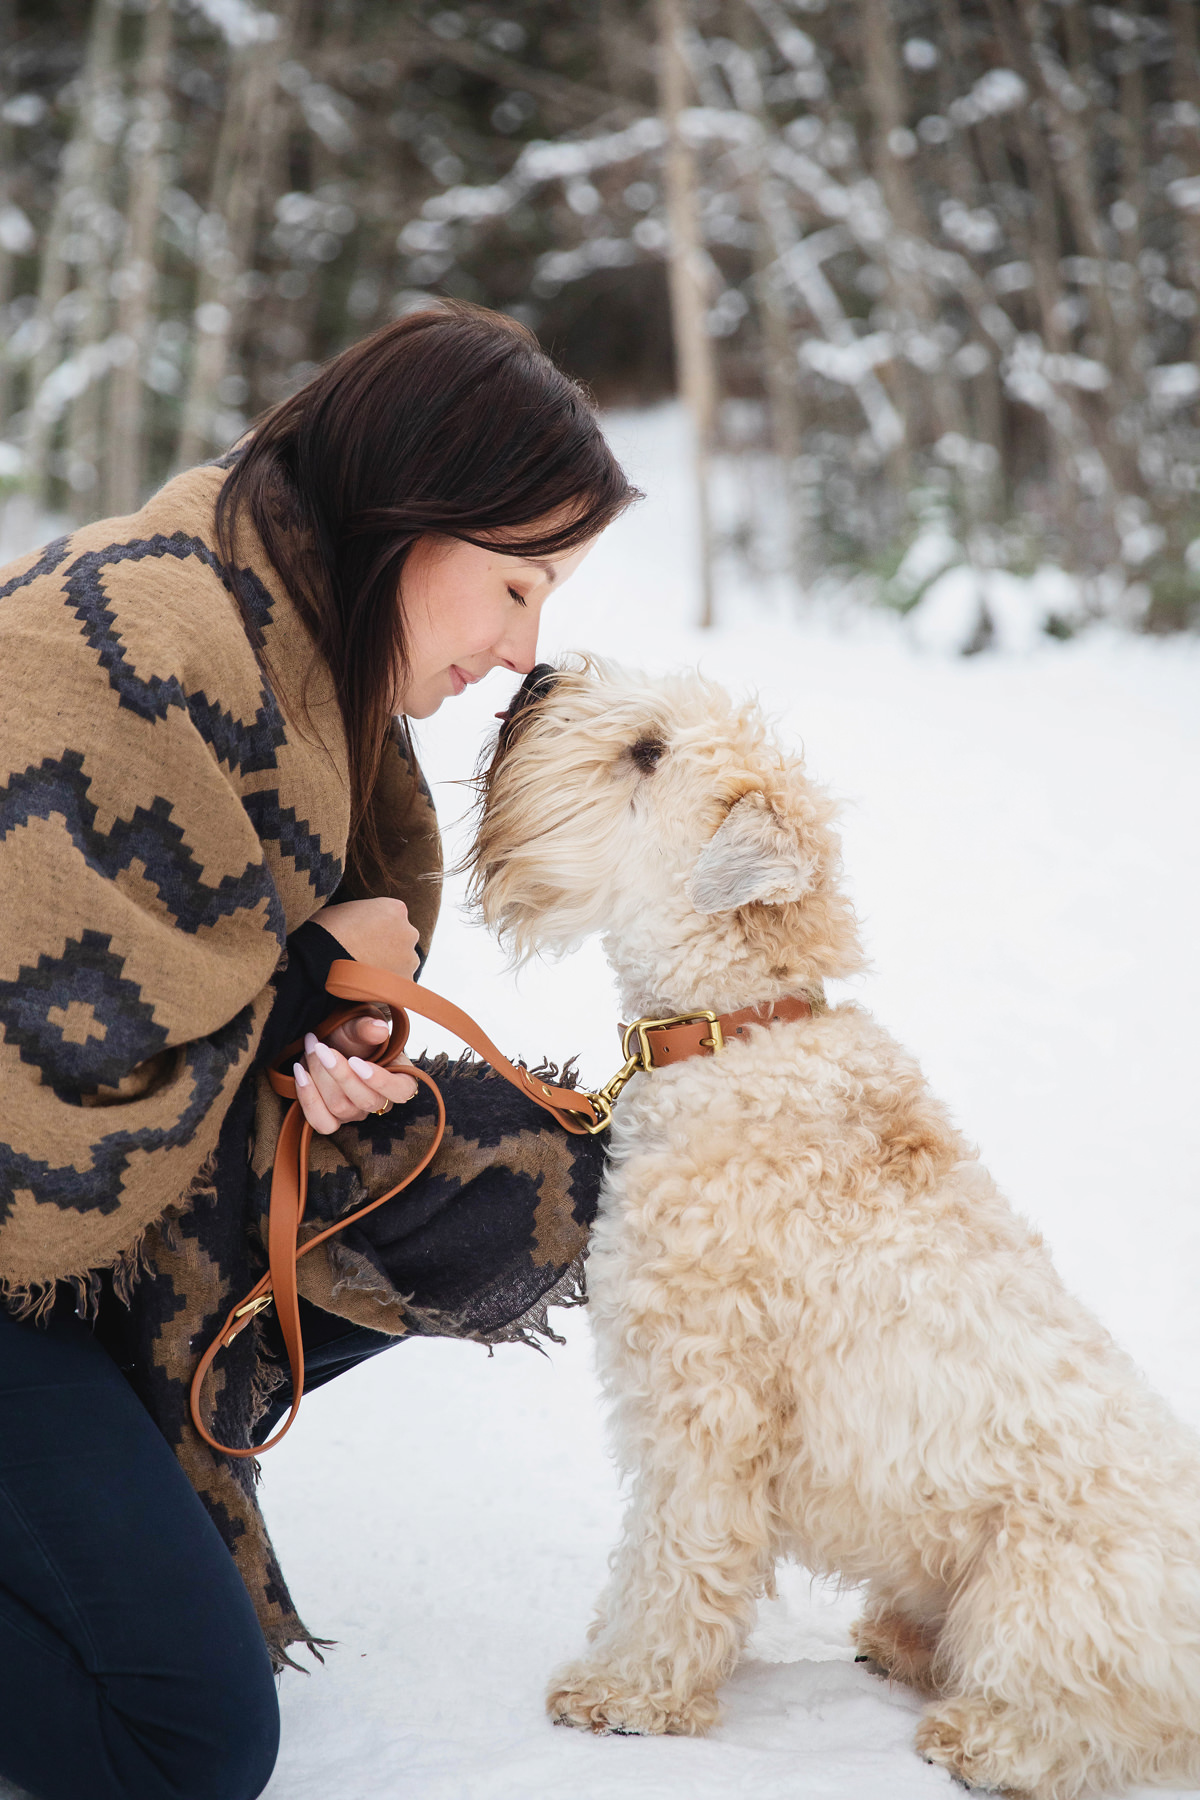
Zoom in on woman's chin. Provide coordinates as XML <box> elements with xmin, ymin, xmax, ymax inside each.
<box><xmin>398</xmin><ymin>685</ymin><xmax>446</xmax><ymax>721</ymax></box>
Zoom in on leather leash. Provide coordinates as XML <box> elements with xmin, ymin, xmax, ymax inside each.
<box><xmin>189</xmin><ymin>965</ymin><xmax>818</xmax><ymax>1460</ymax></box>
<box><xmin>189</xmin><ymin>961</ymin><xmax>603</xmax><ymax>1459</ymax></box>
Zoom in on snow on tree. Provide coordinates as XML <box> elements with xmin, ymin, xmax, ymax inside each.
<box><xmin>1</xmin><ymin>0</ymin><xmax>1197</xmax><ymax>635</ymax></box>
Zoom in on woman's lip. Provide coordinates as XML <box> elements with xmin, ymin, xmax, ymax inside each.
<box><xmin>449</xmin><ymin>666</ymin><xmax>475</xmax><ymax>696</ymax></box>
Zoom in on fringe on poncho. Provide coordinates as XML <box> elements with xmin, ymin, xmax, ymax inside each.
<box><xmin>0</xmin><ymin>465</ymin><xmax>602</xmax><ymax>1665</ymax></box>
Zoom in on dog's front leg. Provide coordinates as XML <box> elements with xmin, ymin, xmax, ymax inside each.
<box><xmin>548</xmin><ymin>1448</ymin><xmax>770</xmax><ymax>1736</ymax></box>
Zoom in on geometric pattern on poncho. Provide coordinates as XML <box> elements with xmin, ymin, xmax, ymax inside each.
<box><xmin>0</xmin><ymin>464</ymin><xmax>438</xmax><ymax>1663</ymax></box>
<box><xmin>0</xmin><ymin>462</ymin><xmax>601</xmax><ymax>1668</ymax></box>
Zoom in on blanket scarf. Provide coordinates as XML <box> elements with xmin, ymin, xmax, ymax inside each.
<box><xmin>0</xmin><ymin>465</ymin><xmax>601</xmax><ymax>1666</ymax></box>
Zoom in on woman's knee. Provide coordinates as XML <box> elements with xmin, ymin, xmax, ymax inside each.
<box><xmin>198</xmin><ymin>1658</ymin><xmax>280</xmax><ymax>1800</ymax></box>
<box><xmin>118</xmin><ymin>1634</ymin><xmax>280</xmax><ymax>1800</ymax></box>
<box><xmin>173</xmin><ymin>1648</ymin><xmax>282</xmax><ymax>1800</ymax></box>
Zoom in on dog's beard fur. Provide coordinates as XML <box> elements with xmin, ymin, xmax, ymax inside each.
<box><xmin>471</xmin><ymin>658</ymin><xmax>1200</xmax><ymax>1800</ymax></box>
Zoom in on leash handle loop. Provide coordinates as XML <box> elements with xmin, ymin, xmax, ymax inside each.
<box><xmin>189</xmin><ymin>961</ymin><xmax>605</xmax><ymax>1460</ymax></box>
<box><xmin>322</xmin><ymin>963</ymin><xmax>600</xmax><ymax>1133</ymax></box>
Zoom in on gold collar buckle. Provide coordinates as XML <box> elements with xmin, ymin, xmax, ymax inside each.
<box><xmin>625</xmin><ymin>1010</ymin><xmax>725</xmax><ymax>1067</ymax></box>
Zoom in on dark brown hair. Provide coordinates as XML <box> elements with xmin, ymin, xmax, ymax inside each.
<box><xmin>215</xmin><ymin>300</ymin><xmax>639</xmax><ymax>870</ymax></box>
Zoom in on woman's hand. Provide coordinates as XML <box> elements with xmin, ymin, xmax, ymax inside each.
<box><xmin>295</xmin><ymin>898</ymin><xmax>422</xmax><ymax>1134</ymax></box>
<box><xmin>313</xmin><ymin>896</ymin><xmax>421</xmax><ymax>978</ymax></box>
<box><xmin>293</xmin><ymin>1013</ymin><xmax>420</xmax><ymax>1136</ymax></box>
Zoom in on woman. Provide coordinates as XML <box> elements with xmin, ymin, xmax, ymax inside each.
<box><xmin>0</xmin><ymin>302</ymin><xmax>636</xmax><ymax>1800</ymax></box>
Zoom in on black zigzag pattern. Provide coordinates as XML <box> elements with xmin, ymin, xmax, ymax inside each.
<box><xmin>242</xmin><ymin>789</ymin><xmax>342</xmax><ymax>901</ymax></box>
<box><xmin>222</xmin><ymin>557</ymin><xmax>275</xmax><ymax>638</ymax></box>
<box><xmin>0</xmin><ymin>928</ymin><xmax>167</xmax><ymax>1090</ymax></box>
<box><xmin>63</xmin><ymin>535</ymin><xmax>288</xmax><ymax>774</ymax></box>
<box><xmin>66</xmin><ymin>535</ymin><xmax>221</xmax><ymax>722</ymax></box>
<box><xmin>0</xmin><ymin>751</ymin><xmax>286</xmax><ymax>943</ymax></box>
<box><xmin>185</xmin><ymin>690</ymin><xmax>286</xmax><ymax>777</ymax></box>
<box><xmin>0</xmin><ymin>536</ymin><xmax>72</xmax><ymax>601</ymax></box>
<box><xmin>0</xmin><ymin>1002</ymin><xmax>257</xmax><ymax>1217</ymax></box>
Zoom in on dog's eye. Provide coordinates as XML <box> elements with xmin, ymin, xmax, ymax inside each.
<box><xmin>629</xmin><ymin>737</ymin><xmax>666</xmax><ymax>774</ymax></box>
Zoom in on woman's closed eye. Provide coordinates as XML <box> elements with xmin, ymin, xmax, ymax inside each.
<box><xmin>507</xmin><ymin>586</ymin><xmax>527</xmax><ymax>608</ymax></box>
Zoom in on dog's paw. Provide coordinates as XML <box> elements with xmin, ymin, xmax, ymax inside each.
<box><xmin>915</xmin><ymin>1698</ymin><xmax>1031</xmax><ymax>1797</ymax></box>
<box><xmin>852</xmin><ymin>1609</ymin><xmax>940</xmax><ymax>1695</ymax></box>
<box><xmin>547</xmin><ymin>1660</ymin><xmax>718</xmax><ymax>1737</ymax></box>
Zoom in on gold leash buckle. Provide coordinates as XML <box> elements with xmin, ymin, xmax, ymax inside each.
<box><xmin>578</xmin><ymin>1011</ymin><xmax>725</xmax><ymax>1134</ymax></box>
<box><xmin>579</xmin><ymin>1050</ymin><xmax>643</xmax><ymax>1134</ymax></box>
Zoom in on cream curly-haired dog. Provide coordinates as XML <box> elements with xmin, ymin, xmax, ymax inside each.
<box><xmin>470</xmin><ymin>658</ymin><xmax>1200</xmax><ymax>1800</ymax></box>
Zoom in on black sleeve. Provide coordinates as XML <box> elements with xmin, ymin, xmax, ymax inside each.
<box><xmin>256</xmin><ymin>920</ymin><xmax>352</xmax><ymax>1070</ymax></box>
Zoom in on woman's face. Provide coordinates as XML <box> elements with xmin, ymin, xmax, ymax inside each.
<box><xmin>396</xmin><ymin>530</ymin><xmax>595</xmax><ymax>719</ymax></box>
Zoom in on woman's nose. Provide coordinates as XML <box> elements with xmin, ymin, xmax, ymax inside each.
<box><xmin>494</xmin><ymin>607</ymin><xmax>542</xmax><ymax>675</ymax></box>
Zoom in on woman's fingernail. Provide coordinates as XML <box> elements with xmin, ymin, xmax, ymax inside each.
<box><xmin>303</xmin><ymin>1032</ymin><xmax>318</xmax><ymax>1055</ymax></box>
<box><xmin>362</xmin><ymin>1017</ymin><xmax>388</xmax><ymax>1036</ymax></box>
<box><xmin>293</xmin><ymin>1062</ymin><xmax>310</xmax><ymax>1089</ymax></box>
<box><xmin>347</xmin><ymin>1056</ymin><xmax>376</xmax><ymax>1080</ymax></box>
<box><xmin>314</xmin><ymin>1041</ymin><xmax>338</xmax><ymax>1071</ymax></box>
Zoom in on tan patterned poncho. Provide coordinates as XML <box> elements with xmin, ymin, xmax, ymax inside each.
<box><xmin>0</xmin><ymin>465</ymin><xmax>604</xmax><ymax>1665</ymax></box>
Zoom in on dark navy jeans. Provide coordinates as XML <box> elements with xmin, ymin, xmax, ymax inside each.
<box><xmin>0</xmin><ymin>1302</ymin><xmax>281</xmax><ymax>1800</ymax></box>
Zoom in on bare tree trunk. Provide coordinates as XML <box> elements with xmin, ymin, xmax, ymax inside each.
<box><xmin>23</xmin><ymin>0</ymin><xmax>124</xmax><ymax>508</ymax></box>
<box><xmin>750</xmin><ymin>155</ymin><xmax>808</xmax><ymax>586</ymax></box>
<box><xmin>756</xmin><ymin>218</ymin><xmax>805</xmax><ymax>587</ymax></box>
<box><xmin>1114</xmin><ymin>4</ymin><xmax>1149</xmax><ymax>375</ymax></box>
<box><xmin>1040</xmin><ymin>0</ymin><xmax>1129</xmax><ymax>386</ymax></box>
<box><xmin>1016</xmin><ymin>0</ymin><xmax>1137</xmax><ymax>497</ymax></box>
<box><xmin>981</xmin><ymin>0</ymin><xmax>1127</xmax><ymax>559</ymax></box>
<box><xmin>656</xmin><ymin>0</ymin><xmax>718</xmax><ymax>629</ymax></box>
<box><xmin>62</xmin><ymin>83</ymin><xmax>124</xmax><ymax>521</ymax></box>
<box><xmin>175</xmin><ymin>4</ymin><xmax>298</xmax><ymax>470</ymax></box>
<box><xmin>107</xmin><ymin>0</ymin><xmax>173</xmax><ymax>516</ymax></box>
<box><xmin>0</xmin><ymin>0</ymin><xmax>17</xmax><ymax>436</ymax></box>
<box><xmin>1168</xmin><ymin>0</ymin><xmax>1200</xmax><ymax>366</ymax></box>
<box><xmin>720</xmin><ymin>22</ymin><xmax>806</xmax><ymax>591</ymax></box>
<box><xmin>859</xmin><ymin>0</ymin><xmax>968</xmax><ymax>459</ymax></box>
<box><xmin>61</xmin><ymin>181</ymin><xmax>117</xmax><ymax>519</ymax></box>
<box><xmin>934</xmin><ymin>0</ymin><xmax>1007</xmax><ymax>514</ymax></box>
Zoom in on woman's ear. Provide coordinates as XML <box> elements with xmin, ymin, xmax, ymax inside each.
<box><xmin>686</xmin><ymin>793</ymin><xmax>816</xmax><ymax>914</ymax></box>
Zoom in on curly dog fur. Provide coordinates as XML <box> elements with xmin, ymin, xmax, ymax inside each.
<box><xmin>470</xmin><ymin>658</ymin><xmax>1200</xmax><ymax>1800</ymax></box>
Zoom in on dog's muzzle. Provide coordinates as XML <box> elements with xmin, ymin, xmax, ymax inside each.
<box><xmin>496</xmin><ymin>663</ymin><xmax>559</xmax><ymax>752</ymax></box>
<box><xmin>477</xmin><ymin>662</ymin><xmax>560</xmax><ymax>810</ymax></box>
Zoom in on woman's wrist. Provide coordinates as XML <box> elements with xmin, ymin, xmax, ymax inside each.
<box><xmin>310</xmin><ymin>897</ymin><xmax>421</xmax><ymax>979</ymax></box>
<box><xmin>257</xmin><ymin>920</ymin><xmax>353</xmax><ymax>1068</ymax></box>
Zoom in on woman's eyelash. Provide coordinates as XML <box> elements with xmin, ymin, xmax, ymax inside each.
<box><xmin>508</xmin><ymin>586</ymin><xmax>527</xmax><ymax>607</ymax></box>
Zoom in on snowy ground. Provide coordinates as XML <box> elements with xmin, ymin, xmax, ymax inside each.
<box><xmin>251</xmin><ymin>406</ymin><xmax>1200</xmax><ymax>1800</ymax></box>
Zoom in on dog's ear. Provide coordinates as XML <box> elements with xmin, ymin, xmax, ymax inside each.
<box><xmin>686</xmin><ymin>793</ymin><xmax>816</xmax><ymax>913</ymax></box>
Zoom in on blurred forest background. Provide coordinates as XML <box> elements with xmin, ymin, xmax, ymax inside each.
<box><xmin>2</xmin><ymin>0</ymin><xmax>1200</xmax><ymax>639</ymax></box>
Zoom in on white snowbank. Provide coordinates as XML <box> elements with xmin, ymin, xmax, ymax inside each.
<box><xmin>253</xmin><ymin>406</ymin><xmax>1200</xmax><ymax>1799</ymax></box>
<box><xmin>0</xmin><ymin>393</ymin><xmax>1189</xmax><ymax>1800</ymax></box>
<box><xmin>0</xmin><ymin>406</ymin><xmax>1196</xmax><ymax>1799</ymax></box>
<box><xmin>6</xmin><ymin>405</ymin><xmax>1189</xmax><ymax>1800</ymax></box>
<box><xmin>908</xmin><ymin>561</ymin><xmax>1062</xmax><ymax>654</ymax></box>
<box><xmin>248</xmin><ymin>408</ymin><xmax>1194</xmax><ymax>1800</ymax></box>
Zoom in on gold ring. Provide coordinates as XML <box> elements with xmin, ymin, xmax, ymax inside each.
<box><xmin>371</xmin><ymin>1098</ymin><xmax>394</xmax><ymax>1116</ymax></box>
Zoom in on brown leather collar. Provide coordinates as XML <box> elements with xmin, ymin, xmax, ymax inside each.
<box><xmin>618</xmin><ymin>996</ymin><xmax>815</xmax><ymax>1071</ymax></box>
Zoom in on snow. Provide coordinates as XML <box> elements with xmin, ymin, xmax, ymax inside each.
<box><xmin>908</xmin><ymin>562</ymin><xmax>1062</xmax><ymax>654</ymax></box>
<box><xmin>0</xmin><ymin>405</ymin><xmax>1195</xmax><ymax>1799</ymax></box>
<box><xmin>253</xmin><ymin>404</ymin><xmax>1200</xmax><ymax>1798</ymax></box>
<box><xmin>14</xmin><ymin>400</ymin><xmax>1193</xmax><ymax>1800</ymax></box>
<box><xmin>893</xmin><ymin>521</ymin><xmax>957</xmax><ymax>593</ymax></box>
<box><xmin>907</xmin><ymin>561</ymin><xmax>984</xmax><ymax>653</ymax></box>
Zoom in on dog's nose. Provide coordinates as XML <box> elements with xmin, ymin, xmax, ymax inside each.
<box><xmin>494</xmin><ymin>663</ymin><xmax>559</xmax><ymax>754</ymax></box>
